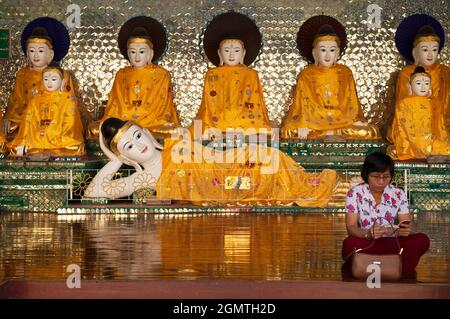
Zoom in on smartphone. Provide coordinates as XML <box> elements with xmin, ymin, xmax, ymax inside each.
<box><xmin>399</xmin><ymin>220</ymin><xmax>411</xmax><ymax>228</ymax></box>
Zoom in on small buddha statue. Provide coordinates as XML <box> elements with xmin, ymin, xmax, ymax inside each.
<box><xmin>388</xmin><ymin>66</ymin><xmax>449</xmax><ymax>160</ymax></box>
<box><xmin>189</xmin><ymin>11</ymin><xmax>273</xmax><ymax>139</ymax></box>
<box><xmin>3</xmin><ymin>17</ymin><xmax>77</xmax><ymax>140</ymax></box>
<box><xmin>88</xmin><ymin>16</ymin><xmax>179</xmax><ymax>139</ymax></box>
<box><xmin>281</xmin><ymin>15</ymin><xmax>380</xmax><ymax>140</ymax></box>
<box><xmin>390</xmin><ymin>14</ymin><xmax>449</xmax><ymax>140</ymax></box>
<box><xmin>7</xmin><ymin>65</ymin><xmax>85</xmax><ymax>156</ymax></box>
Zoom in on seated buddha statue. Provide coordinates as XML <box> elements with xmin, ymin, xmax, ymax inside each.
<box><xmin>189</xmin><ymin>11</ymin><xmax>273</xmax><ymax>139</ymax></box>
<box><xmin>389</xmin><ymin>14</ymin><xmax>449</xmax><ymax>142</ymax></box>
<box><xmin>388</xmin><ymin>66</ymin><xmax>449</xmax><ymax>160</ymax></box>
<box><xmin>281</xmin><ymin>15</ymin><xmax>380</xmax><ymax>140</ymax></box>
<box><xmin>3</xmin><ymin>17</ymin><xmax>78</xmax><ymax>140</ymax></box>
<box><xmin>88</xmin><ymin>16</ymin><xmax>179</xmax><ymax>139</ymax></box>
<box><xmin>7</xmin><ymin>65</ymin><xmax>85</xmax><ymax>156</ymax></box>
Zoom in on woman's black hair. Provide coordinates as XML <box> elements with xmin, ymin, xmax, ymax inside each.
<box><xmin>101</xmin><ymin>117</ymin><xmax>127</xmax><ymax>150</ymax></box>
<box><xmin>361</xmin><ymin>152</ymin><xmax>395</xmax><ymax>183</ymax></box>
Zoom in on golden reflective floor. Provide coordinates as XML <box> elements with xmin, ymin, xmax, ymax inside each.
<box><xmin>0</xmin><ymin>212</ymin><xmax>449</xmax><ymax>283</ymax></box>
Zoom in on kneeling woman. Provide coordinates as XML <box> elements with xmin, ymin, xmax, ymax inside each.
<box><xmin>342</xmin><ymin>152</ymin><xmax>429</xmax><ymax>275</ymax></box>
<box><xmin>85</xmin><ymin>117</ymin><xmax>337</xmax><ymax>207</ymax></box>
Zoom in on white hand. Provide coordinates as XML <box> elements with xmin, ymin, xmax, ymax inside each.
<box><xmin>297</xmin><ymin>128</ymin><xmax>311</xmax><ymax>139</ymax></box>
<box><xmin>15</xmin><ymin>145</ymin><xmax>26</xmax><ymax>156</ymax></box>
<box><xmin>353</xmin><ymin>121</ymin><xmax>369</xmax><ymax>127</ymax></box>
<box><xmin>99</xmin><ymin>130</ymin><xmax>143</xmax><ymax>173</ymax></box>
<box><xmin>118</xmin><ymin>154</ymin><xmax>143</xmax><ymax>173</ymax></box>
<box><xmin>60</xmin><ymin>78</ymin><xmax>67</xmax><ymax>92</ymax></box>
<box><xmin>99</xmin><ymin>129</ymin><xmax>121</xmax><ymax>162</ymax></box>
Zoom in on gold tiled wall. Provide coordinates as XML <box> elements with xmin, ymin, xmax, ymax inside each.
<box><xmin>0</xmin><ymin>0</ymin><xmax>448</xmax><ymax>131</ymax></box>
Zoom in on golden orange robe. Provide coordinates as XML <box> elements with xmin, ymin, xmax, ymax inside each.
<box><xmin>190</xmin><ymin>65</ymin><xmax>272</xmax><ymax>135</ymax></box>
<box><xmin>5</xmin><ymin>67</ymin><xmax>76</xmax><ymax>133</ymax></box>
<box><xmin>281</xmin><ymin>64</ymin><xmax>379</xmax><ymax>139</ymax></box>
<box><xmin>392</xmin><ymin>63</ymin><xmax>450</xmax><ymax>133</ymax></box>
<box><xmin>156</xmin><ymin>138</ymin><xmax>337</xmax><ymax>207</ymax></box>
<box><xmin>390</xmin><ymin>96</ymin><xmax>449</xmax><ymax>160</ymax></box>
<box><xmin>100</xmin><ymin>64</ymin><xmax>179</xmax><ymax>135</ymax></box>
<box><xmin>0</xmin><ymin>112</ymin><xmax>6</xmax><ymax>152</ymax></box>
<box><xmin>8</xmin><ymin>90</ymin><xmax>85</xmax><ymax>156</ymax></box>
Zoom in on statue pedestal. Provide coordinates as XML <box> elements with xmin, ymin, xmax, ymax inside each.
<box><xmin>280</xmin><ymin>139</ymin><xmax>387</xmax><ymax>169</ymax></box>
<box><xmin>1</xmin><ymin>140</ymin><xmax>448</xmax><ymax>214</ymax></box>
<box><xmin>0</xmin><ymin>158</ymin><xmax>105</xmax><ymax>213</ymax></box>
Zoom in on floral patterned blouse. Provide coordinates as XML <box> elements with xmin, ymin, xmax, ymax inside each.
<box><xmin>345</xmin><ymin>183</ymin><xmax>409</xmax><ymax>229</ymax></box>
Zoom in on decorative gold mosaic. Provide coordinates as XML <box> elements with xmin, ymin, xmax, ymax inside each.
<box><xmin>0</xmin><ymin>0</ymin><xmax>448</xmax><ymax>133</ymax></box>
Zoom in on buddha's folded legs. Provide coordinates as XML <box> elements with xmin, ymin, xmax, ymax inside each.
<box><xmin>5</xmin><ymin>122</ymin><xmax>20</xmax><ymax>142</ymax></box>
<box><xmin>331</xmin><ymin>124</ymin><xmax>381</xmax><ymax>139</ymax></box>
<box><xmin>281</xmin><ymin>123</ymin><xmax>380</xmax><ymax>140</ymax></box>
<box><xmin>386</xmin><ymin>145</ymin><xmax>401</xmax><ymax>160</ymax></box>
<box><xmin>388</xmin><ymin>140</ymin><xmax>450</xmax><ymax>161</ymax></box>
<box><xmin>148</xmin><ymin>123</ymin><xmax>181</xmax><ymax>139</ymax></box>
<box><xmin>87</xmin><ymin>120</ymin><xmax>102</xmax><ymax>140</ymax></box>
<box><xmin>9</xmin><ymin>145</ymin><xmax>85</xmax><ymax>157</ymax></box>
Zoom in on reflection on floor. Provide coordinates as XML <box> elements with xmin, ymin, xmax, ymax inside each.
<box><xmin>0</xmin><ymin>212</ymin><xmax>449</xmax><ymax>284</ymax></box>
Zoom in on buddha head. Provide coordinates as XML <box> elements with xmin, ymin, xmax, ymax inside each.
<box><xmin>21</xmin><ymin>17</ymin><xmax>70</xmax><ymax>68</ymax></box>
<box><xmin>312</xmin><ymin>25</ymin><xmax>340</xmax><ymax>67</ymax></box>
<box><xmin>127</xmin><ymin>27</ymin><xmax>154</xmax><ymax>68</ymax></box>
<box><xmin>412</xmin><ymin>25</ymin><xmax>440</xmax><ymax>67</ymax></box>
<box><xmin>118</xmin><ymin>16</ymin><xmax>168</xmax><ymax>67</ymax></box>
<box><xmin>43</xmin><ymin>66</ymin><xmax>65</xmax><ymax>92</ymax></box>
<box><xmin>409</xmin><ymin>66</ymin><xmax>431</xmax><ymax>97</ymax></box>
<box><xmin>26</xmin><ymin>27</ymin><xmax>54</xmax><ymax>69</ymax></box>
<box><xmin>297</xmin><ymin>15</ymin><xmax>347</xmax><ymax>67</ymax></box>
<box><xmin>101</xmin><ymin>117</ymin><xmax>163</xmax><ymax>164</ymax></box>
<box><xmin>203</xmin><ymin>12</ymin><xmax>261</xmax><ymax>67</ymax></box>
<box><xmin>395</xmin><ymin>14</ymin><xmax>444</xmax><ymax>66</ymax></box>
<box><xmin>218</xmin><ymin>38</ymin><xmax>246</xmax><ymax>66</ymax></box>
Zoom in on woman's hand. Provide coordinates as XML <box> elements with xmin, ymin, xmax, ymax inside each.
<box><xmin>372</xmin><ymin>223</ymin><xmax>389</xmax><ymax>239</ymax></box>
<box><xmin>396</xmin><ymin>221</ymin><xmax>412</xmax><ymax>237</ymax></box>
